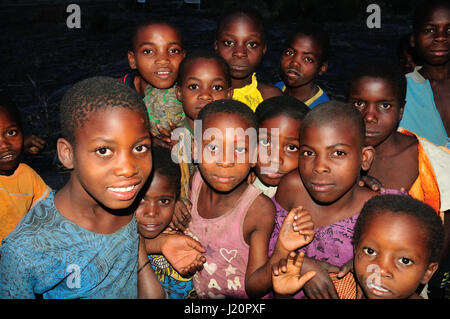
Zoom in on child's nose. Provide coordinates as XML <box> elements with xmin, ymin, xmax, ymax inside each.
<box><xmin>376</xmin><ymin>255</ymin><xmax>394</xmax><ymax>279</ymax></box>
<box><xmin>198</xmin><ymin>89</ymin><xmax>213</xmax><ymax>101</ymax></box>
<box><xmin>155</xmin><ymin>52</ymin><xmax>170</xmax><ymax>65</ymax></box>
<box><xmin>232</xmin><ymin>44</ymin><xmax>248</xmax><ymax>58</ymax></box>
<box><xmin>114</xmin><ymin>153</ymin><xmax>139</xmax><ymax>177</ymax></box>
<box><xmin>0</xmin><ymin>136</ymin><xmax>12</xmax><ymax>150</ymax></box>
<box><xmin>313</xmin><ymin>155</ymin><xmax>330</xmax><ymax>174</ymax></box>
<box><xmin>363</xmin><ymin>105</ymin><xmax>378</xmax><ymax>123</ymax></box>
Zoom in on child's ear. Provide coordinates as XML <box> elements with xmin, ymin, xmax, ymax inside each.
<box><xmin>318</xmin><ymin>61</ymin><xmax>328</xmax><ymax>75</ymax></box>
<box><xmin>128</xmin><ymin>50</ymin><xmax>137</xmax><ymax>70</ymax></box>
<box><xmin>225</xmin><ymin>87</ymin><xmax>233</xmax><ymax>99</ymax></box>
<box><xmin>57</xmin><ymin>137</ymin><xmax>74</xmax><ymax>170</ymax></box>
<box><xmin>420</xmin><ymin>262</ymin><xmax>439</xmax><ymax>285</ymax></box>
<box><xmin>409</xmin><ymin>34</ymin><xmax>415</xmax><ymax>48</ymax></box>
<box><xmin>175</xmin><ymin>84</ymin><xmax>182</xmax><ymax>102</ymax></box>
<box><xmin>398</xmin><ymin>100</ymin><xmax>406</xmax><ymax>122</ymax></box>
<box><xmin>262</xmin><ymin>43</ymin><xmax>267</xmax><ymax>56</ymax></box>
<box><xmin>360</xmin><ymin>145</ymin><xmax>375</xmax><ymax>171</ymax></box>
<box><xmin>213</xmin><ymin>40</ymin><xmax>219</xmax><ymax>52</ymax></box>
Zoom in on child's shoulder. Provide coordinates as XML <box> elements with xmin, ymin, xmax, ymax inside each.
<box><xmin>257</xmin><ymin>82</ymin><xmax>283</xmax><ymax>100</ymax></box>
<box><xmin>276</xmin><ymin>170</ymin><xmax>304</xmax><ymax>208</ymax></box>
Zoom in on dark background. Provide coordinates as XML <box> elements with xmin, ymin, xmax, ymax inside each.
<box><xmin>0</xmin><ymin>0</ymin><xmax>421</xmax><ymax>190</ymax></box>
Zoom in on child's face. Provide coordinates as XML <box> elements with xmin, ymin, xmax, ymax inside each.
<box><xmin>354</xmin><ymin>211</ymin><xmax>438</xmax><ymax>299</ymax></box>
<box><xmin>136</xmin><ymin>172</ymin><xmax>176</xmax><ymax>239</ymax></box>
<box><xmin>281</xmin><ymin>34</ymin><xmax>327</xmax><ymax>88</ymax></box>
<box><xmin>195</xmin><ymin>113</ymin><xmax>255</xmax><ymax>193</ymax></box>
<box><xmin>256</xmin><ymin>115</ymin><xmax>301</xmax><ymax>186</ymax></box>
<box><xmin>176</xmin><ymin>58</ymin><xmax>233</xmax><ymax>122</ymax></box>
<box><xmin>61</xmin><ymin>108</ymin><xmax>152</xmax><ymax>210</ymax></box>
<box><xmin>298</xmin><ymin>121</ymin><xmax>373</xmax><ymax>203</ymax></box>
<box><xmin>0</xmin><ymin>107</ymin><xmax>23</xmax><ymax>175</ymax></box>
<box><xmin>128</xmin><ymin>24</ymin><xmax>185</xmax><ymax>89</ymax></box>
<box><xmin>214</xmin><ymin>15</ymin><xmax>266</xmax><ymax>81</ymax></box>
<box><xmin>349</xmin><ymin>77</ymin><xmax>404</xmax><ymax>147</ymax></box>
<box><xmin>412</xmin><ymin>6</ymin><xmax>450</xmax><ymax>66</ymax></box>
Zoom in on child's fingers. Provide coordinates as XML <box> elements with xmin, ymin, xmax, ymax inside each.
<box><xmin>185</xmin><ymin>237</ymin><xmax>206</xmax><ymax>253</ymax></box>
<box><xmin>297</xmin><ymin>271</ymin><xmax>317</xmax><ymax>287</ymax></box>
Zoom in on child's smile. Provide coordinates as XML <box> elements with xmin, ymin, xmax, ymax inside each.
<box><xmin>0</xmin><ymin>107</ymin><xmax>23</xmax><ymax>175</ymax></box>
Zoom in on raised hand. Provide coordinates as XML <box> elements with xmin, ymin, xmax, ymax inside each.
<box><xmin>277</xmin><ymin>206</ymin><xmax>314</xmax><ymax>253</ymax></box>
<box><xmin>272</xmin><ymin>251</ymin><xmax>316</xmax><ymax>296</ymax></box>
<box><xmin>24</xmin><ymin>135</ymin><xmax>46</xmax><ymax>155</ymax></box>
<box><xmin>161</xmin><ymin>233</ymin><xmax>206</xmax><ymax>276</ymax></box>
<box><xmin>150</xmin><ymin>121</ymin><xmax>178</xmax><ymax>150</ymax></box>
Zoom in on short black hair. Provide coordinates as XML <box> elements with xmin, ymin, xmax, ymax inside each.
<box><xmin>300</xmin><ymin>100</ymin><xmax>366</xmax><ymax>147</ymax></box>
<box><xmin>177</xmin><ymin>51</ymin><xmax>231</xmax><ymax>87</ymax></box>
<box><xmin>151</xmin><ymin>145</ymin><xmax>181</xmax><ymax>199</ymax></box>
<box><xmin>412</xmin><ymin>0</ymin><xmax>450</xmax><ymax>34</ymax></box>
<box><xmin>215</xmin><ymin>7</ymin><xmax>266</xmax><ymax>44</ymax></box>
<box><xmin>285</xmin><ymin>21</ymin><xmax>330</xmax><ymax>64</ymax></box>
<box><xmin>59</xmin><ymin>76</ymin><xmax>149</xmax><ymax>145</ymax></box>
<box><xmin>130</xmin><ymin>19</ymin><xmax>184</xmax><ymax>51</ymax></box>
<box><xmin>347</xmin><ymin>57</ymin><xmax>407</xmax><ymax>102</ymax></box>
<box><xmin>0</xmin><ymin>93</ymin><xmax>22</xmax><ymax>130</ymax></box>
<box><xmin>255</xmin><ymin>95</ymin><xmax>310</xmax><ymax>126</ymax></box>
<box><xmin>197</xmin><ymin>99</ymin><xmax>257</xmax><ymax>129</ymax></box>
<box><xmin>354</xmin><ymin>194</ymin><xmax>445</xmax><ymax>263</ymax></box>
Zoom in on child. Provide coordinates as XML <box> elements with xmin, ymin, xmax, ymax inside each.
<box><xmin>254</xmin><ymin>95</ymin><xmax>310</xmax><ymax>199</ymax></box>
<box><xmin>347</xmin><ymin>57</ymin><xmax>450</xmax><ymax>217</ymax></box>
<box><xmin>272</xmin><ymin>194</ymin><xmax>444</xmax><ymax>299</ymax></box>
<box><xmin>136</xmin><ymin>145</ymin><xmax>197</xmax><ymax>299</ymax></box>
<box><xmin>0</xmin><ymin>77</ymin><xmax>203</xmax><ymax>298</ymax></box>
<box><xmin>185</xmin><ymin>99</ymin><xmax>315</xmax><ymax>299</ymax></box>
<box><xmin>121</xmin><ymin>20</ymin><xmax>186</xmax><ymax>135</ymax></box>
<box><xmin>275</xmin><ymin>22</ymin><xmax>330</xmax><ymax>108</ymax></box>
<box><xmin>396</xmin><ymin>34</ymin><xmax>419</xmax><ymax>75</ymax></box>
<box><xmin>214</xmin><ymin>8</ymin><xmax>282</xmax><ymax>111</ymax></box>
<box><xmin>273</xmin><ymin>101</ymin><xmax>377</xmax><ymax>299</ymax></box>
<box><xmin>0</xmin><ymin>94</ymin><xmax>51</xmax><ymax>243</ymax></box>
<box><xmin>399</xmin><ymin>0</ymin><xmax>450</xmax><ymax>148</ymax></box>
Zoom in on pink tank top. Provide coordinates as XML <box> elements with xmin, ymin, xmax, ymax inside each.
<box><xmin>186</xmin><ymin>171</ymin><xmax>262</xmax><ymax>299</ymax></box>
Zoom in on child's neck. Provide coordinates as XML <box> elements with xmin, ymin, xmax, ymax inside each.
<box><xmin>54</xmin><ymin>177</ymin><xmax>134</xmax><ymax>234</ymax></box>
<box><xmin>232</xmin><ymin>74</ymin><xmax>253</xmax><ymax>90</ymax></box>
<box><xmin>199</xmin><ymin>178</ymin><xmax>248</xmax><ymax>219</ymax></box>
<box><xmin>285</xmin><ymin>82</ymin><xmax>319</xmax><ymax>103</ymax></box>
<box><xmin>420</xmin><ymin>62</ymin><xmax>450</xmax><ymax>81</ymax></box>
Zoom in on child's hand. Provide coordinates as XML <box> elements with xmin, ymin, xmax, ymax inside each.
<box><xmin>358</xmin><ymin>175</ymin><xmax>385</xmax><ymax>192</ymax></box>
<box><xmin>161</xmin><ymin>233</ymin><xmax>206</xmax><ymax>276</ymax></box>
<box><xmin>301</xmin><ymin>258</ymin><xmax>341</xmax><ymax>299</ymax></box>
<box><xmin>24</xmin><ymin>135</ymin><xmax>46</xmax><ymax>154</ymax></box>
<box><xmin>150</xmin><ymin>121</ymin><xmax>178</xmax><ymax>150</ymax></box>
<box><xmin>277</xmin><ymin>206</ymin><xmax>314</xmax><ymax>253</ymax></box>
<box><xmin>272</xmin><ymin>251</ymin><xmax>316</xmax><ymax>296</ymax></box>
<box><xmin>169</xmin><ymin>198</ymin><xmax>192</xmax><ymax>232</ymax></box>
<box><xmin>337</xmin><ymin>258</ymin><xmax>353</xmax><ymax>279</ymax></box>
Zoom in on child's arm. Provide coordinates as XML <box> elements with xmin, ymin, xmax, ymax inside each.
<box><xmin>138</xmin><ymin>235</ymin><xmax>165</xmax><ymax>299</ymax></box>
<box><xmin>272</xmin><ymin>251</ymin><xmax>316</xmax><ymax>297</ymax></box>
<box><xmin>298</xmin><ymin>257</ymin><xmax>341</xmax><ymax>299</ymax></box>
<box><xmin>143</xmin><ymin>233</ymin><xmax>206</xmax><ymax>276</ymax></box>
<box><xmin>169</xmin><ymin>198</ymin><xmax>192</xmax><ymax>232</ymax></box>
<box><xmin>244</xmin><ymin>198</ymin><xmax>314</xmax><ymax>298</ymax></box>
<box><xmin>258</xmin><ymin>82</ymin><xmax>283</xmax><ymax>100</ymax></box>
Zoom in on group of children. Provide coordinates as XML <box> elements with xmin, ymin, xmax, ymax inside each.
<box><xmin>0</xmin><ymin>0</ymin><xmax>449</xmax><ymax>300</ymax></box>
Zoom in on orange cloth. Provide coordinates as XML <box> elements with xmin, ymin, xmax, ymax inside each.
<box><xmin>0</xmin><ymin>163</ymin><xmax>50</xmax><ymax>243</ymax></box>
<box><xmin>329</xmin><ymin>272</ymin><xmax>357</xmax><ymax>299</ymax></box>
<box><xmin>400</xmin><ymin>130</ymin><xmax>441</xmax><ymax>213</ymax></box>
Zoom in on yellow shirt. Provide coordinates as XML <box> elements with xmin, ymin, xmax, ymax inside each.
<box><xmin>0</xmin><ymin>163</ymin><xmax>50</xmax><ymax>243</ymax></box>
<box><xmin>232</xmin><ymin>73</ymin><xmax>264</xmax><ymax>112</ymax></box>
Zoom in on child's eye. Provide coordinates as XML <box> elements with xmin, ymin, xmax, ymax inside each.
<box><xmin>159</xmin><ymin>198</ymin><xmax>172</xmax><ymax>205</ymax></box>
<box><xmin>143</xmin><ymin>48</ymin><xmax>153</xmax><ymax>55</ymax></box>
<box><xmin>379</xmin><ymin>103</ymin><xmax>391</xmax><ymax>110</ymax></box>
<box><xmin>353</xmin><ymin>100</ymin><xmax>366</xmax><ymax>109</ymax></box>
<box><xmin>286</xmin><ymin>144</ymin><xmax>299</xmax><ymax>152</ymax></box>
<box><xmin>304</xmin><ymin>57</ymin><xmax>314</xmax><ymax>63</ymax></box>
<box><xmin>301</xmin><ymin>150</ymin><xmax>314</xmax><ymax>157</ymax></box>
<box><xmin>6</xmin><ymin>129</ymin><xmax>18</xmax><ymax>137</ymax></box>
<box><xmin>259</xmin><ymin>138</ymin><xmax>270</xmax><ymax>147</ymax></box>
<box><xmin>284</xmin><ymin>49</ymin><xmax>294</xmax><ymax>56</ymax></box>
<box><xmin>212</xmin><ymin>84</ymin><xmax>224</xmax><ymax>91</ymax></box>
<box><xmin>134</xmin><ymin>144</ymin><xmax>149</xmax><ymax>154</ymax></box>
<box><xmin>223</xmin><ymin>40</ymin><xmax>234</xmax><ymax>47</ymax></box>
<box><xmin>169</xmin><ymin>48</ymin><xmax>181</xmax><ymax>54</ymax></box>
<box><xmin>247</xmin><ymin>41</ymin><xmax>258</xmax><ymax>49</ymax></box>
<box><xmin>424</xmin><ymin>28</ymin><xmax>434</xmax><ymax>34</ymax></box>
<box><xmin>363</xmin><ymin>247</ymin><xmax>376</xmax><ymax>256</ymax></box>
<box><xmin>398</xmin><ymin>257</ymin><xmax>413</xmax><ymax>266</ymax></box>
<box><xmin>188</xmin><ymin>84</ymin><xmax>199</xmax><ymax>90</ymax></box>
<box><xmin>332</xmin><ymin>150</ymin><xmax>346</xmax><ymax>157</ymax></box>
<box><xmin>235</xmin><ymin>147</ymin><xmax>246</xmax><ymax>154</ymax></box>
<box><xmin>207</xmin><ymin>144</ymin><xmax>218</xmax><ymax>152</ymax></box>
<box><xmin>96</xmin><ymin>147</ymin><xmax>112</xmax><ymax>157</ymax></box>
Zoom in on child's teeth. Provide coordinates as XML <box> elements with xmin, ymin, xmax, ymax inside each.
<box><xmin>109</xmin><ymin>186</ymin><xmax>134</xmax><ymax>192</ymax></box>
